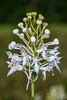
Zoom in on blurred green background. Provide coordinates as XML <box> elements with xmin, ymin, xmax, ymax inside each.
<box><xmin>0</xmin><ymin>0</ymin><xmax>67</xmax><ymax>100</ymax></box>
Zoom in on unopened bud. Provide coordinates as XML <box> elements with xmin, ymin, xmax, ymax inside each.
<box><xmin>31</xmin><ymin>36</ymin><xmax>36</xmax><ymax>43</ymax></box>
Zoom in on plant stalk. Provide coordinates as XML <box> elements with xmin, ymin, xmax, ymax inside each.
<box><xmin>31</xmin><ymin>75</ymin><xmax>34</xmax><ymax>100</ymax></box>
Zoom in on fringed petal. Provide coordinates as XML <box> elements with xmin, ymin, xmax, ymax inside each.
<box><xmin>54</xmin><ymin>60</ymin><xmax>61</xmax><ymax>73</ymax></box>
<box><xmin>42</xmin><ymin>71</ymin><xmax>46</xmax><ymax>81</ymax></box>
<box><xmin>23</xmin><ymin>68</ymin><xmax>29</xmax><ymax>90</ymax></box>
<box><xmin>34</xmin><ymin>63</ymin><xmax>39</xmax><ymax>73</ymax></box>
<box><xmin>58</xmin><ymin>57</ymin><xmax>62</xmax><ymax>61</ymax></box>
<box><xmin>23</xmin><ymin>57</ymin><xmax>27</xmax><ymax>66</ymax></box>
<box><xmin>42</xmin><ymin>51</ymin><xmax>46</xmax><ymax>59</ymax></box>
<box><xmin>54</xmin><ymin>46</ymin><xmax>59</xmax><ymax>50</ymax></box>
<box><xmin>37</xmin><ymin>48</ymin><xmax>43</xmax><ymax>53</ymax></box>
<box><xmin>6</xmin><ymin>61</ymin><xmax>10</xmax><ymax>64</ymax></box>
<box><xmin>47</xmin><ymin>56</ymin><xmax>54</xmax><ymax>62</ymax></box>
<box><xmin>7</xmin><ymin>67</ymin><xmax>17</xmax><ymax>77</ymax></box>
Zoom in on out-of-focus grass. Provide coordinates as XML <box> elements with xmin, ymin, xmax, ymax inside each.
<box><xmin>0</xmin><ymin>23</ymin><xmax>67</xmax><ymax>100</ymax></box>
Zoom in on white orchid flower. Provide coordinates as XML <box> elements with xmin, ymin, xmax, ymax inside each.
<box><xmin>37</xmin><ymin>45</ymin><xmax>47</xmax><ymax>60</ymax></box>
<box><xmin>21</xmin><ymin>51</ymin><xmax>31</xmax><ymax>66</ymax></box>
<box><xmin>46</xmin><ymin>51</ymin><xmax>60</xmax><ymax>62</ymax></box>
<box><xmin>7</xmin><ymin>62</ymin><xmax>23</xmax><ymax>77</ymax></box>
<box><xmin>7</xmin><ymin>67</ymin><xmax>17</xmax><ymax>77</ymax></box>
<box><xmin>46</xmin><ymin>38</ymin><xmax>59</xmax><ymax>46</ymax></box>
<box><xmin>9</xmin><ymin>53</ymin><xmax>23</xmax><ymax>62</ymax></box>
<box><xmin>40</xmin><ymin>66</ymin><xmax>50</xmax><ymax>80</ymax></box>
<box><xmin>46</xmin><ymin>46</ymin><xmax>59</xmax><ymax>55</ymax></box>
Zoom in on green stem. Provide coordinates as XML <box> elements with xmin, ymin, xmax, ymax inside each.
<box><xmin>31</xmin><ymin>75</ymin><xmax>34</xmax><ymax>100</ymax></box>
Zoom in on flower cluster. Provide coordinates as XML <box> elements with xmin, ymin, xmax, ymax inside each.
<box><xmin>6</xmin><ymin>12</ymin><xmax>62</xmax><ymax>90</ymax></box>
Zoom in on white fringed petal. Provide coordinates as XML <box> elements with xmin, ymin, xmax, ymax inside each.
<box><xmin>6</xmin><ymin>61</ymin><xmax>11</xmax><ymax>64</ymax></box>
<box><xmin>37</xmin><ymin>48</ymin><xmax>43</xmax><ymax>53</ymax></box>
<box><xmin>23</xmin><ymin>68</ymin><xmax>29</xmax><ymax>90</ymax></box>
<box><xmin>55</xmin><ymin>52</ymin><xmax>60</xmax><ymax>56</ymax></box>
<box><xmin>42</xmin><ymin>71</ymin><xmax>46</xmax><ymax>80</ymax></box>
<box><xmin>7</xmin><ymin>67</ymin><xmax>17</xmax><ymax>77</ymax></box>
<box><xmin>42</xmin><ymin>51</ymin><xmax>46</xmax><ymax>59</ymax></box>
<box><xmin>34</xmin><ymin>63</ymin><xmax>39</xmax><ymax>73</ymax></box>
<box><xmin>58</xmin><ymin>57</ymin><xmax>62</xmax><ymax>61</ymax></box>
<box><xmin>54</xmin><ymin>60</ymin><xmax>61</xmax><ymax>73</ymax></box>
<box><xmin>47</xmin><ymin>56</ymin><xmax>55</xmax><ymax>62</ymax></box>
<box><xmin>48</xmin><ymin>50</ymin><xmax>56</xmax><ymax>54</ymax></box>
<box><xmin>12</xmin><ymin>54</ymin><xmax>22</xmax><ymax>62</ymax></box>
<box><xmin>23</xmin><ymin>57</ymin><xmax>27</xmax><ymax>66</ymax></box>
<box><xmin>54</xmin><ymin>46</ymin><xmax>59</xmax><ymax>50</ymax></box>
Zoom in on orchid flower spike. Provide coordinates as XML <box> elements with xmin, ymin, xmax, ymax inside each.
<box><xmin>6</xmin><ymin>12</ymin><xmax>62</xmax><ymax>90</ymax></box>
